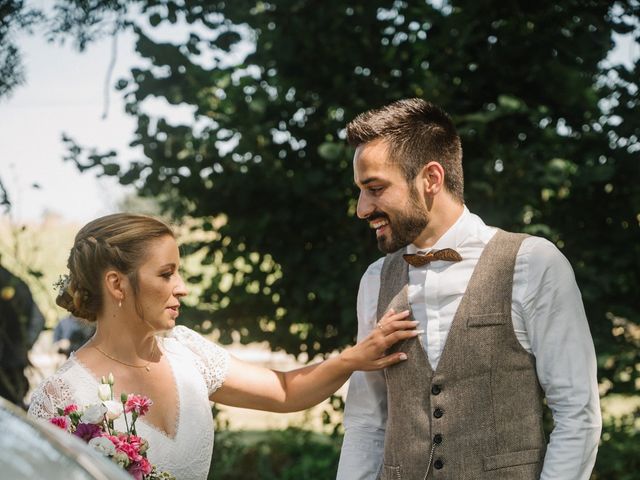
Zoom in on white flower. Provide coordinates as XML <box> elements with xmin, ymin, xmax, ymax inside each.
<box><xmin>112</xmin><ymin>450</ymin><xmax>130</xmax><ymax>467</ymax></box>
<box><xmin>88</xmin><ymin>436</ymin><xmax>116</xmax><ymax>456</ymax></box>
<box><xmin>98</xmin><ymin>384</ymin><xmax>111</xmax><ymax>401</ymax></box>
<box><xmin>103</xmin><ymin>400</ymin><xmax>123</xmax><ymax>421</ymax></box>
<box><xmin>81</xmin><ymin>403</ymin><xmax>107</xmax><ymax>424</ymax></box>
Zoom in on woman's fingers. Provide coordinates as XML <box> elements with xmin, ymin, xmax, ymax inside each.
<box><xmin>377</xmin><ymin>308</ymin><xmax>410</xmax><ymax>325</ymax></box>
<box><xmin>382</xmin><ymin>329</ymin><xmax>423</xmax><ymax>349</ymax></box>
<box><xmin>372</xmin><ymin>309</ymin><xmax>422</xmax><ymax>364</ymax></box>
<box><xmin>379</xmin><ymin>319</ymin><xmax>419</xmax><ymax>334</ymax></box>
<box><xmin>376</xmin><ymin>309</ymin><xmax>412</xmax><ymax>332</ymax></box>
<box><xmin>348</xmin><ymin>309</ymin><xmax>422</xmax><ymax>371</ymax></box>
<box><xmin>376</xmin><ymin>352</ymin><xmax>409</xmax><ymax>368</ymax></box>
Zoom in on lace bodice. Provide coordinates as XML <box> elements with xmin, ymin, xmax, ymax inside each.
<box><xmin>28</xmin><ymin>326</ymin><xmax>230</xmax><ymax>480</ymax></box>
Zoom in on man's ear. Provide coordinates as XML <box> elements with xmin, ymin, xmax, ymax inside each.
<box><xmin>104</xmin><ymin>269</ymin><xmax>126</xmax><ymax>304</ymax></box>
<box><xmin>418</xmin><ymin>161</ymin><xmax>445</xmax><ymax>197</ymax></box>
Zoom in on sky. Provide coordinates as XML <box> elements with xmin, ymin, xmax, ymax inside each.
<box><xmin>0</xmin><ymin>13</ymin><xmax>638</xmax><ymax>224</ymax></box>
<box><xmin>0</xmin><ymin>28</ymin><xmax>140</xmax><ymax>224</ymax></box>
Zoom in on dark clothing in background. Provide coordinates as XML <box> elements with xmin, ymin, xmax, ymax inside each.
<box><xmin>0</xmin><ymin>265</ymin><xmax>44</xmax><ymax>408</ymax></box>
<box><xmin>53</xmin><ymin>315</ymin><xmax>94</xmax><ymax>356</ymax></box>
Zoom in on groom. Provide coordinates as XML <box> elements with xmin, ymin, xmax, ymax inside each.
<box><xmin>336</xmin><ymin>99</ymin><xmax>601</xmax><ymax>480</ymax></box>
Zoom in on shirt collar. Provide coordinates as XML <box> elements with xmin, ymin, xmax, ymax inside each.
<box><xmin>406</xmin><ymin>205</ymin><xmax>472</xmax><ymax>254</ymax></box>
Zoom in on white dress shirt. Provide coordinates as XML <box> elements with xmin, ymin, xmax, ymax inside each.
<box><xmin>337</xmin><ymin>207</ymin><xmax>601</xmax><ymax>480</ymax></box>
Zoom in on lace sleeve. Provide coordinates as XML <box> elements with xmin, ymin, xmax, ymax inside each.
<box><xmin>169</xmin><ymin>326</ymin><xmax>230</xmax><ymax>396</ymax></box>
<box><xmin>27</xmin><ymin>375</ymin><xmax>74</xmax><ymax>420</ymax></box>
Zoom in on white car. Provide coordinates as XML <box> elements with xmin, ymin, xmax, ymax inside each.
<box><xmin>0</xmin><ymin>397</ymin><xmax>131</xmax><ymax>480</ymax></box>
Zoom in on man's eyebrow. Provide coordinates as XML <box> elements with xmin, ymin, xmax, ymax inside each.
<box><xmin>359</xmin><ymin>177</ymin><xmax>383</xmax><ymax>186</ymax></box>
<box><xmin>159</xmin><ymin>263</ymin><xmax>177</xmax><ymax>269</ymax></box>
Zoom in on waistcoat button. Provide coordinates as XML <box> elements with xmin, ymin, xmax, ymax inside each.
<box><xmin>434</xmin><ymin>459</ymin><xmax>444</xmax><ymax>469</ymax></box>
<box><xmin>433</xmin><ymin>434</ymin><xmax>443</xmax><ymax>444</ymax></box>
<box><xmin>433</xmin><ymin>408</ymin><xmax>444</xmax><ymax>418</ymax></box>
<box><xmin>431</xmin><ymin>384</ymin><xmax>442</xmax><ymax>395</ymax></box>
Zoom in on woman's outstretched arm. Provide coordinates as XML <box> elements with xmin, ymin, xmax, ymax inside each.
<box><xmin>210</xmin><ymin>309</ymin><xmax>419</xmax><ymax>412</ymax></box>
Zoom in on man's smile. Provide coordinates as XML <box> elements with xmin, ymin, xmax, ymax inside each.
<box><xmin>369</xmin><ymin>217</ymin><xmax>390</xmax><ymax>237</ymax></box>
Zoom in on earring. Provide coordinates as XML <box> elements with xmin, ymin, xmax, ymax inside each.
<box><xmin>118</xmin><ymin>298</ymin><xmax>122</xmax><ymax>308</ymax></box>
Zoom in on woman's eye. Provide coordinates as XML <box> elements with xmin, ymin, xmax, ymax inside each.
<box><xmin>161</xmin><ymin>272</ymin><xmax>173</xmax><ymax>279</ymax></box>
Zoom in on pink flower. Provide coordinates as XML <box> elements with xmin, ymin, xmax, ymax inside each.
<box><xmin>74</xmin><ymin>423</ymin><xmax>102</xmax><ymax>441</ymax></box>
<box><xmin>50</xmin><ymin>416</ymin><xmax>69</xmax><ymax>430</ymax></box>
<box><xmin>114</xmin><ymin>436</ymin><xmax>142</xmax><ymax>463</ymax></box>
<box><xmin>104</xmin><ymin>434</ymin><xmax>123</xmax><ymax>448</ymax></box>
<box><xmin>127</xmin><ymin>457</ymin><xmax>152</xmax><ymax>480</ymax></box>
<box><xmin>125</xmin><ymin>434</ymin><xmax>144</xmax><ymax>452</ymax></box>
<box><xmin>63</xmin><ymin>404</ymin><xmax>79</xmax><ymax>415</ymax></box>
<box><xmin>124</xmin><ymin>394</ymin><xmax>153</xmax><ymax>416</ymax></box>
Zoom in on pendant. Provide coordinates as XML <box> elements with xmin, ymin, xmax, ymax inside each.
<box><xmin>145</xmin><ymin>366</ymin><xmax>150</xmax><ymax>372</ymax></box>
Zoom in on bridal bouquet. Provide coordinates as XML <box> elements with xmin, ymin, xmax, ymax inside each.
<box><xmin>49</xmin><ymin>374</ymin><xmax>175</xmax><ymax>480</ymax></box>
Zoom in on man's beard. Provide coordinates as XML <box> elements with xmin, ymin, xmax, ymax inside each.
<box><xmin>372</xmin><ymin>190</ymin><xmax>428</xmax><ymax>254</ymax></box>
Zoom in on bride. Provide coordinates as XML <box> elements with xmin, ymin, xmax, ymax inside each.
<box><xmin>28</xmin><ymin>213</ymin><xmax>418</xmax><ymax>479</ymax></box>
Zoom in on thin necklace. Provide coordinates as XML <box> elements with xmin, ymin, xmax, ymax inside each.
<box><xmin>93</xmin><ymin>343</ymin><xmax>156</xmax><ymax>372</ymax></box>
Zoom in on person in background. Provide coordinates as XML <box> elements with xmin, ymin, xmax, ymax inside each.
<box><xmin>0</xmin><ymin>263</ymin><xmax>44</xmax><ymax>408</ymax></box>
<box><xmin>53</xmin><ymin>314</ymin><xmax>94</xmax><ymax>357</ymax></box>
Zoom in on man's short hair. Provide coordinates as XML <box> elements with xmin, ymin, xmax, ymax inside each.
<box><xmin>346</xmin><ymin>98</ymin><xmax>464</xmax><ymax>202</ymax></box>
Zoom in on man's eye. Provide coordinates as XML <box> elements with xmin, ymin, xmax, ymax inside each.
<box><xmin>161</xmin><ymin>272</ymin><xmax>173</xmax><ymax>279</ymax></box>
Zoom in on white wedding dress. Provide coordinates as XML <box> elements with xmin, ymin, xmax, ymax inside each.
<box><xmin>28</xmin><ymin>326</ymin><xmax>230</xmax><ymax>480</ymax></box>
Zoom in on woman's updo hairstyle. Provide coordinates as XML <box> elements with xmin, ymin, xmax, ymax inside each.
<box><xmin>56</xmin><ymin>213</ymin><xmax>174</xmax><ymax>321</ymax></box>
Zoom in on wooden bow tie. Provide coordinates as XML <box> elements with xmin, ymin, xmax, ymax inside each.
<box><xmin>402</xmin><ymin>248</ymin><xmax>462</xmax><ymax>267</ymax></box>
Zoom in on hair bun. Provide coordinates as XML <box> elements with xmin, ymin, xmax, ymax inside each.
<box><xmin>54</xmin><ymin>274</ymin><xmax>96</xmax><ymax>321</ymax></box>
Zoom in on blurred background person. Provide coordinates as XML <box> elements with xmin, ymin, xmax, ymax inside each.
<box><xmin>0</xmin><ymin>262</ymin><xmax>44</xmax><ymax>408</ymax></box>
<box><xmin>52</xmin><ymin>313</ymin><xmax>94</xmax><ymax>357</ymax></box>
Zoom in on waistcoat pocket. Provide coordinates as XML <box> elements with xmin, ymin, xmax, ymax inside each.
<box><xmin>467</xmin><ymin>312</ymin><xmax>507</xmax><ymax>327</ymax></box>
<box><xmin>483</xmin><ymin>448</ymin><xmax>542</xmax><ymax>471</ymax></box>
<box><xmin>380</xmin><ymin>464</ymin><xmax>401</xmax><ymax>480</ymax></box>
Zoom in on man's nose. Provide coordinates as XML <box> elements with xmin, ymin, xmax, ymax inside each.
<box><xmin>356</xmin><ymin>192</ymin><xmax>373</xmax><ymax>219</ymax></box>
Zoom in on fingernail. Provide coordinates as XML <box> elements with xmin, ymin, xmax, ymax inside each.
<box><xmin>411</xmin><ymin>320</ymin><xmax>420</xmax><ymax>325</ymax></box>
<box><xmin>414</xmin><ymin>329</ymin><xmax>425</xmax><ymax>335</ymax></box>
<box><xmin>399</xmin><ymin>353</ymin><xmax>408</xmax><ymax>360</ymax></box>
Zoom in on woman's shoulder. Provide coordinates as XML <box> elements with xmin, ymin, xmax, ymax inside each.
<box><xmin>163</xmin><ymin>324</ymin><xmax>203</xmax><ymax>343</ymax></box>
<box><xmin>164</xmin><ymin>326</ymin><xmax>228</xmax><ymax>359</ymax></box>
<box><xmin>27</xmin><ymin>358</ymin><xmax>81</xmax><ymax>419</ymax></box>
<box><xmin>163</xmin><ymin>325</ymin><xmax>225</xmax><ymax>354</ymax></box>
<box><xmin>163</xmin><ymin>325</ymin><xmax>230</xmax><ymax>395</ymax></box>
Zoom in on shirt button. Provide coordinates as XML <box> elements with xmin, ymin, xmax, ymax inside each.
<box><xmin>434</xmin><ymin>459</ymin><xmax>444</xmax><ymax>470</ymax></box>
<box><xmin>433</xmin><ymin>408</ymin><xmax>444</xmax><ymax>418</ymax></box>
<box><xmin>433</xmin><ymin>434</ymin><xmax>443</xmax><ymax>444</ymax></box>
<box><xmin>431</xmin><ymin>384</ymin><xmax>442</xmax><ymax>395</ymax></box>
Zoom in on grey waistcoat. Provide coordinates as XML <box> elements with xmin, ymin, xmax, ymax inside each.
<box><xmin>377</xmin><ymin>230</ymin><xmax>546</xmax><ymax>480</ymax></box>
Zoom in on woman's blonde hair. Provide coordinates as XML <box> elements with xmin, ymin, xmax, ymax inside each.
<box><xmin>56</xmin><ymin>213</ymin><xmax>174</xmax><ymax>321</ymax></box>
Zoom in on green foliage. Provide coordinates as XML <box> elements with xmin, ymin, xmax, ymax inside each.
<box><xmin>62</xmin><ymin>0</ymin><xmax>640</xmax><ymax>395</ymax></box>
<box><xmin>593</xmin><ymin>410</ymin><xmax>640</xmax><ymax>480</ymax></box>
<box><xmin>210</xmin><ymin>429</ymin><xmax>341</xmax><ymax>480</ymax></box>
<box><xmin>0</xmin><ymin>0</ymin><xmax>42</xmax><ymax>97</ymax></box>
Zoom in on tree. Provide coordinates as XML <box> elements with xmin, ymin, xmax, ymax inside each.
<box><xmin>64</xmin><ymin>0</ymin><xmax>639</xmax><ymax>393</ymax></box>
